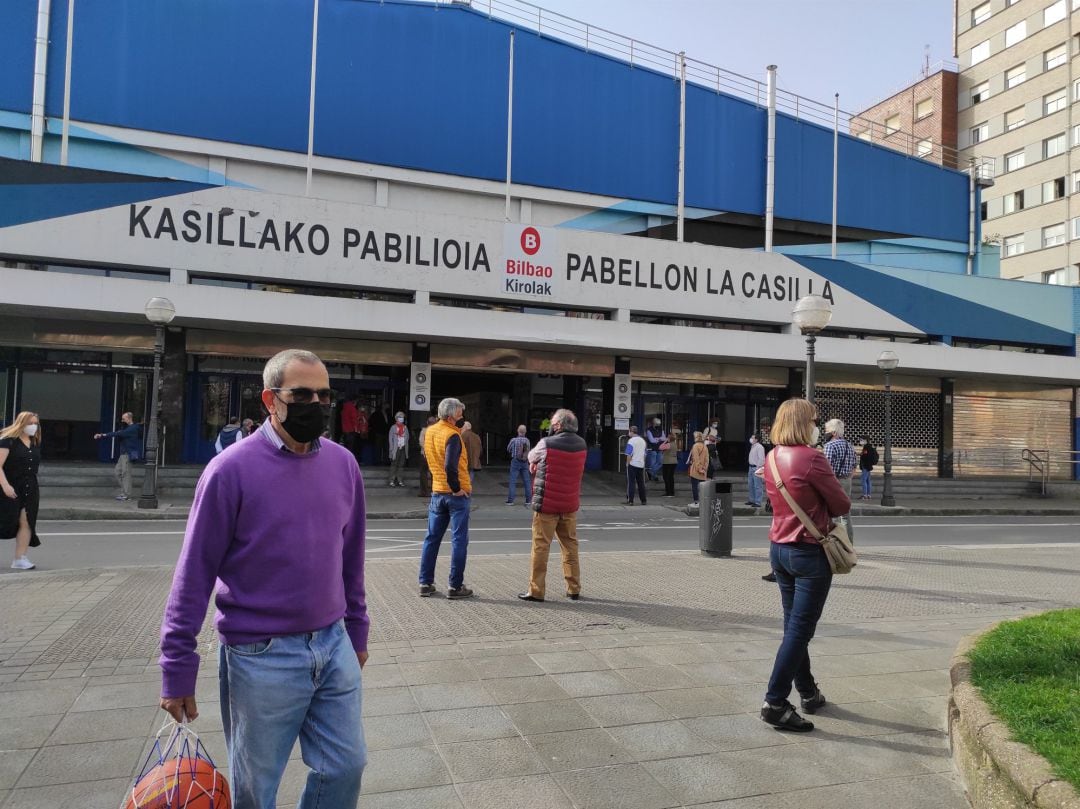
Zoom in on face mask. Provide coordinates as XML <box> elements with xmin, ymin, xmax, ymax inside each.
<box><xmin>455</xmin><ymin>418</ymin><xmax>466</xmax><ymax>429</ymax></box>
<box><xmin>24</xmin><ymin>424</ymin><xmax>38</xmax><ymax>437</ymax></box>
<box><xmin>810</xmin><ymin>426</ymin><xmax>821</xmax><ymax>446</ymax></box>
<box><xmin>396</xmin><ymin>417</ymin><xmax>405</xmax><ymax>424</ymax></box>
<box><xmin>278</xmin><ymin>400</ymin><xmax>329</xmax><ymax>443</ymax></box>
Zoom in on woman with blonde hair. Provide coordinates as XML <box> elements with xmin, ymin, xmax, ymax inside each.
<box><xmin>0</xmin><ymin>412</ymin><xmax>43</xmax><ymax>570</ymax></box>
<box><xmin>759</xmin><ymin>398</ymin><xmax>849</xmax><ymax>732</ymax></box>
<box><xmin>687</xmin><ymin>431</ymin><xmax>709</xmax><ymax>507</ymax></box>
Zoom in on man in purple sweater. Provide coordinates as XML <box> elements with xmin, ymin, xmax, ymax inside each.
<box><xmin>159</xmin><ymin>349</ymin><xmax>369</xmax><ymax>809</ymax></box>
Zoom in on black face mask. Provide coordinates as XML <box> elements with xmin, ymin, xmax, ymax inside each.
<box><xmin>455</xmin><ymin>418</ymin><xmax>466</xmax><ymax>429</ymax></box>
<box><xmin>279</xmin><ymin>400</ymin><xmax>329</xmax><ymax>443</ymax></box>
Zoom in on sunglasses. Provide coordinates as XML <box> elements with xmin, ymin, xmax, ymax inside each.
<box><xmin>270</xmin><ymin>387</ymin><xmax>335</xmax><ymax>404</ymax></box>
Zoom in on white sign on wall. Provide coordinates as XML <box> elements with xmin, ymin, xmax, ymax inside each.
<box><xmin>613</xmin><ymin>373</ymin><xmax>632</xmax><ymax>425</ymax></box>
<box><xmin>409</xmin><ymin>362</ymin><xmax>432</xmax><ymax>411</ymax></box>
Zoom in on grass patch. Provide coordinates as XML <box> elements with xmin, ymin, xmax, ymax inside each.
<box><xmin>968</xmin><ymin>609</ymin><xmax>1080</xmax><ymax>791</ymax></box>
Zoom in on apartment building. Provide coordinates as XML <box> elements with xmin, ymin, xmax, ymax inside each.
<box><xmin>851</xmin><ymin>68</ymin><xmax>959</xmax><ymax>168</ymax></box>
<box><xmin>956</xmin><ymin>0</ymin><xmax>1080</xmax><ymax>284</ymax></box>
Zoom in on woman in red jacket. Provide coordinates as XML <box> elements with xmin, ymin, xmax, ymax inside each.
<box><xmin>759</xmin><ymin>398</ymin><xmax>850</xmax><ymax>732</ymax></box>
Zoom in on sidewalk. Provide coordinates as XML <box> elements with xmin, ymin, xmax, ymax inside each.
<box><xmin>1</xmin><ymin>541</ymin><xmax>1078</xmax><ymax>808</ymax></box>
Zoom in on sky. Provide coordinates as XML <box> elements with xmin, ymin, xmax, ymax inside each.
<box><xmin>524</xmin><ymin>0</ymin><xmax>956</xmax><ymax>114</ymax></box>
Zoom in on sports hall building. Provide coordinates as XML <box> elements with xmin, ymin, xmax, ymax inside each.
<box><xmin>1</xmin><ymin>0</ymin><xmax>1079</xmax><ymax>476</ymax></box>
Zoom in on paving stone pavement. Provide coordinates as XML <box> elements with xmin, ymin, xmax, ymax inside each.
<box><xmin>0</xmin><ymin>543</ymin><xmax>1077</xmax><ymax>808</ymax></box>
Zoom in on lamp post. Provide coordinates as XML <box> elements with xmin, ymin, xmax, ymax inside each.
<box><xmin>138</xmin><ymin>297</ymin><xmax>176</xmax><ymax>510</ymax></box>
<box><xmin>876</xmin><ymin>349</ymin><xmax>899</xmax><ymax>508</ymax></box>
<box><xmin>791</xmin><ymin>295</ymin><xmax>833</xmax><ymax>407</ymax></box>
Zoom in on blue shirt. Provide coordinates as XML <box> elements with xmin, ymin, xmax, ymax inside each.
<box><xmin>824</xmin><ymin>438</ymin><xmax>857</xmax><ymax>479</ymax></box>
<box><xmin>506</xmin><ymin>435</ymin><xmax>531</xmax><ymax>462</ymax></box>
<box><xmin>103</xmin><ymin>423</ymin><xmax>143</xmax><ymax>460</ymax></box>
<box><xmin>259</xmin><ymin>419</ymin><xmax>322</xmax><ymax>454</ymax></box>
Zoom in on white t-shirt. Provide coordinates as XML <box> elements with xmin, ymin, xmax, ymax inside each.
<box><xmin>625</xmin><ymin>435</ymin><xmax>647</xmax><ymax>468</ymax></box>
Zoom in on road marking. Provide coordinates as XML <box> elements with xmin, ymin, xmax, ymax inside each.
<box><xmin>38</xmin><ymin>530</ymin><xmax>186</xmax><ymax>537</ymax></box>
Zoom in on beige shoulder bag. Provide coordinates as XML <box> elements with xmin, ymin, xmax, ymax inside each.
<box><xmin>765</xmin><ymin>452</ymin><xmax>857</xmax><ymax>575</ymax></box>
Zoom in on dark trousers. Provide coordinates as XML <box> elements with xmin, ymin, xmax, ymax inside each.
<box><xmin>662</xmin><ymin>463</ymin><xmax>675</xmax><ymax>496</ymax></box>
<box><xmin>626</xmin><ymin>466</ymin><xmax>647</xmax><ymax>504</ymax></box>
<box><xmin>765</xmin><ymin>541</ymin><xmax>833</xmax><ymax>705</ymax></box>
<box><xmin>419</xmin><ymin>459</ymin><xmax>432</xmax><ymax>497</ymax></box>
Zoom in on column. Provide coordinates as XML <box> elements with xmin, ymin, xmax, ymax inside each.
<box><xmin>160</xmin><ymin>327</ymin><xmax>186</xmax><ymax>464</ymax></box>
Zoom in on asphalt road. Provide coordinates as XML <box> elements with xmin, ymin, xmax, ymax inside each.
<box><xmin>6</xmin><ymin>512</ymin><xmax>1080</xmax><ymax>573</ymax></box>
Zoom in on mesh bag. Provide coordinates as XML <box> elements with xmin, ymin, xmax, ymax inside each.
<box><xmin>122</xmin><ymin>719</ymin><xmax>231</xmax><ymax>809</ymax></box>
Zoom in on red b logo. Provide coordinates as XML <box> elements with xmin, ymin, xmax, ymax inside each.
<box><xmin>520</xmin><ymin>227</ymin><xmax>540</xmax><ymax>256</ymax></box>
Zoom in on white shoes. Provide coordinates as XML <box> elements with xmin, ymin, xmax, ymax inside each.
<box><xmin>10</xmin><ymin>556</ymin><xmax>35</xmax><ymax>570</ymax></box>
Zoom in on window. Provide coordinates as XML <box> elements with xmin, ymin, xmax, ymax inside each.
<box><xmin>972</xmin><ymin>1</ymin><xmax>991</xmax><ymax>24</ymax></box>
<box><xmin>1003</xmin><ymin>190</ymin><xmax>1025</xmax><ymax>213</ymax></box>
<box><xmin>1003</xmin><ymin>234</ymin><xmax>1025</xmax><ymax>256</ymax></box>
<box><xmin>1045</xmin><ymin>0</ymin><xmax>1067</xmax><ymax>26</ymax></box>
<box><xmin>1073</xmin><ymin>170</ymin><xmax>1080</xmax><ymax>192</ymax></box>
<box><xmin>1044</xmin><ymin>134</ymin><xmax>1067</xmax><ymax>158</ymax></box>
<box><xmin>1043</xmin><ymin>177</ymin><xmax>1066</xmax><ymax>201</ymax></box>
<box><xmin>981</xmin><ymin>201</ymin><xmax>989</xmax><ymax>220</ymax></box>
<box><xmin>1045</xmin><ymin>88</ymin><xmax>1067</xmax><ymax>115</ymax></box>
<box><xmin>915</xmin><ymin>98</ymin><xmax>933</xmax><ymax>119</ymax></box>
<box><xmin>971</xmin><ymin>121</ymin><xmax>989</xmax><ymax>144</ymax></box>
<box><xmin>1072</xmin><ymin>217</ymin><xmax>1080</xmax><ymax>238</ymax></box>
<box><xmin>884</xmin><ymin>114</ymin><xmax>901</xmax><ymax>135</ymax></box>
<box><xmin>1074</xmin><ymin>124</ymin><xmax>1080</xmax><ymax>145</ymax></box>
<box><xmin>1006</xmin><ymin>64</ymin><xmax>1026</xmax><ymax>88</ymax></box>
<box><xmin>856</xmin><ymin>131</ymin><xmax>871</xmax><ymax>141</ymax></box>
<box><xmin>1046</xmin><ymin>44</ymin><xmax>1067</xmax><ymax>70</ymax></box>
<box><xmin>1043</xmin><ymin>268</ymin><xmax>1068</xmax><ymax>284</ymax></box>
<box><xmin>916</xmin><ymin>139</ymin><xmax>933</xmax><ymax>157</ymax></box>
<box><xmin>1005</xmin><ymin>149</ymin><xmax>1026</xmax><ymax>172</ymax></box>
<box><xmin>1043</xmin><ymin>223</ymin><xmax>1066</xmax><ymax>247</ymax></box>
<box><xmin>971</xmin><ymin>80</ymin><xmax>991</xmax><ymax>103</ymax></box>
<box><xmin>1006</xmin><ymin>20</ymin><xmax>1027</xmax><ymax>46</ymax></box>
<box><xmin>1075</xmin><ymin>78</ymin><xmax>1080</xmax><ymax>100</ymax></box>
<box><xmin>971</xmin><ymin>40</ymin><xmax>990</xmax><ymax>65</ymax></box>
<box><xmin>1005</xmin><ymin>106</ymin><xmax>1026</xmax><ymax>131</ymax></box>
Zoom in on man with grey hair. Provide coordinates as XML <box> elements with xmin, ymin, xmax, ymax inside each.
<box><xmin>418</xmin><ymin>397</ymin><xmax>474</xmax><ymax>599</ymax></box>
<box><xmin>823</xmin><ymin>418</ymin><xmax>857</xmax><ymax>481</ymax></box>
<box><xmin>518</xmin><ymin>409</ymin><xmax>587</xmax><ymax>602</ymax></box>
<box><xmin>94</xmin><ymin>411</ymin><xmax>142</xmax><ymax>501</ymax></box>
<box><xmin>159</xmin><ymin>348</ymin><xmax>369</xmax><ymax>808</ymax></box>
<box><xmin>505</xmin><ymin>424</ymin><xmax>532</xmax><ymax>506</ymax></box>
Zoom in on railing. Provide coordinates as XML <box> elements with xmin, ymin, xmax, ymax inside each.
<box><xmin>444</xmin><ymin>0</ymin><xmax>964</xmax><ymax>169</ymax></box>
<box><xmin>1022</xmin><ymin>448</ymin><xmax>1080</xmax><ymax>495</ymax></box>
<box><xmin>618</xmin><ymin>433</ymin><xmax>628</xmax><ymax>474</ymax></box>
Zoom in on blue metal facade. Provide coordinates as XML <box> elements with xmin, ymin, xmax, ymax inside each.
<box><xmin>0</xmin><ymin>0</ymin><xmax>970</xmax><ymax>242</ymax></box>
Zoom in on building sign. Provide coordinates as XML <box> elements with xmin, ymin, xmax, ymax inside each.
<box><xmin>613</xmin><ymin>373</ymin><xmax>632</xmax><ymax>425</ymax></box>
<box><xmin>409</xmin><ymin>362</ymin><xmax>431</xmax><ymax>411</ymax></box>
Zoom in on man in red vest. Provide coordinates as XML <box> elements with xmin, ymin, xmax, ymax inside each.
<box><xmin>518</xmin><ymin>409</ymin><xmax>587</xmax><ymax>602</ymax></box>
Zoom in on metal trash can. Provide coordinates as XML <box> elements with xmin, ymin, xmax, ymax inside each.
<box><xmin>699</xmin><ymin>479</ymin><xmax>733</xmax><ymax>557</ymax></box>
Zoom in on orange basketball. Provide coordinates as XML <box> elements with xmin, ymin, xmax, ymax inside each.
<box><xmin>124</xmin><ymin>756</ymin><xmax>231</xmax><ymax>809</ymax></box>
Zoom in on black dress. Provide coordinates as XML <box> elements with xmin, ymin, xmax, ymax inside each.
<box><xmin>0</xmin><ymin>436</ymin><xmax>41</xmax><ymax>547</ymax></box>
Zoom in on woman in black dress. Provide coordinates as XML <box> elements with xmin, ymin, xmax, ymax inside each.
<box><xmin>0</xmin><ymin>411</ymin><xmax>42</xmax><ymax>571</ymax></box>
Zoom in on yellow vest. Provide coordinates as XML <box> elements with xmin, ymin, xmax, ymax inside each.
<box><xmin>425</xmin><ymin>419</ymin><xmax>472</xmax><ymax>495</ymax></box>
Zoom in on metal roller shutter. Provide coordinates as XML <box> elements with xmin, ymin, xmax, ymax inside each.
<box><xmin>953</xmin><ymin>394</ymin><xmax>1073</xmax><ymax>478</ymax></box>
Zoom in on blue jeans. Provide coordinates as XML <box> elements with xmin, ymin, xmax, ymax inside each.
<box><xmin>747</xmin><ymin>466</ymin><xmax>763</xmax><ymax>505</ymax></box>
<box><xmin>507</xmin><ymin>459</ymin><xmax>532</xmax><ymax>504</ymax></box>
<box><xmin>218</xmin><ymin>620</ymin><xmax>365</xmax><ymax>809</ymax></box>
<box><xmin>646</xmin><ymin>449</ymin><xmax>662</xmax><ymax>478</ymax></box>
<box><xmin>419</xmin><ymin>493</ymin><xmax>471</xmax><ymax>588</ymax></box>
<box><xmin>765</xmin><ymin>541</ymin><xmax>833</xmax><ymax>705</ymax></box>
<box><xmin>861</xmin><ymin>469</ymin><xmax>871</xmax><ymax>497</ymax></box>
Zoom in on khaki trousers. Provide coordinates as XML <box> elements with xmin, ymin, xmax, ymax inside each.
<box><xmin>528</xmin><ymin>511</ymin><xmax>580</xmax><ymax>598</ymax></box>
<box><xmin>115</xmin><ymin>454</ymin><xmax>132</xmax><ymax>498</ymax></box>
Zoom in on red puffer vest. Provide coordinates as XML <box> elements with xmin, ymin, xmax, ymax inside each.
<box><xmin>531</xmin><ymin>430</ymin><xmax>587</xmax><ymax>514</ymax></box>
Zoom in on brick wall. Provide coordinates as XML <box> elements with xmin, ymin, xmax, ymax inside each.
<box><xmin>851</xmin><ymin>70</ymin><xmax>959</xmax><ymax>168</ymax></box>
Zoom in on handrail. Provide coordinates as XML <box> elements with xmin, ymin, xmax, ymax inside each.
<box><xmin>618</xmin><ymin>433</ymin><xmax>628</xmax><ymax>474</ymax></box>
<box><xmin>1021</xmin><ymin>447</ymin><xmax>1049</xmax><ymax>496</ymax></box>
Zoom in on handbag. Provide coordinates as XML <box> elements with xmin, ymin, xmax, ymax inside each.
<box><xmin>765</xmin><ymin>452</ymin><xmax>857</xmax><ymax>574</ymax></box>
<box><xmin>659</xmin><ymin>441</ymin><xmax>671</xmax><ymax>451</ymax></box>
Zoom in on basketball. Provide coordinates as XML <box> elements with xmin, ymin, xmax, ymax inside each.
<box><xmin>124</xmin><ymin>755</ymin><xmax>230</xmax><ymax>809</ymax></box>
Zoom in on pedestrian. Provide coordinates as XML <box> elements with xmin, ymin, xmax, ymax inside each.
<box><xmin>93</xmin><ymin>412</ymin><xmax>143</xmax><ymax>501</ymax></box>
<box><xmin>687</xmin><ymin>430</ymin><xmax>709</xmax><ymax>508</ymax></box>
<box><xmin>517</xmin><ymin>409</ymin><xmax>587</xmax><ymax>602</ymax></box>
<box><xmin>505</xmin><ymin>425</ymin><xmax>532</xmax><ymax>506</ymax></box>
<box><xmin>369</xmin><ymin>405</ymin><xmax>388</xmax><ymax>464</ymax></box>
<box><xmin>0</xmin><ymin>412</ymin><xmax>42</xmax><ymax>571</ymax></box>
<box><xmin>355</xmin><ymin>404</ymin><xmax>370</xmax><ymax>464</ymax></box>
<box><xmin>645</xmin><ymin>418</ymin><xmax>664</xmax><ymax>481</ymax></box>
<box><xmin>418</xmin><ymin>398</ymin><xmax>474</xmax><ymax>599</ymax></box>
<box><xmin>340</xmin><ymin>395</ymin><xmax>359</xmax><ymax>459</ymax></box>
<box><xmin>624</xmin><ymin>425</ymin><xmax>647</xmax><ymax>505</ymax></box>
<box><xmin>703</xmin><ymin>419</ymin><xmax>722</xmax><ymax>477</ymax></box>
<box><xmin>759</xmin><ymin>397</ymin><xmax>850</xmax><ymax>732</ymax></box>
<box><xmin>746</xmin><ymin>434</ymin><xmax>765</xmax><ymax>507</ymax></box>
<box><xmin>158</xmin><ymin>348</ymin><xmax>369</xmax><ymax>808</ymax></box>
<box><xmin>461</xmin><ymin>421</ymin><xmax>483</xmax><ymax>482</ymax></box>
<box><xmin>858</xmin><ymin>438</ymin><xmax>878</xmax><ymax>500</ymax></box>
<box><xmin>417</xmin><ymin>415</ymin><xmax>437</xmax><ymax>498</ymax></box>
<box><xmin>387</xmin><ymin>411</ymin><xmax>409</xmax><ymax>487</ymax></box>
<box><xmin>823</xmin><ymin>419</ymin><xmax>857</xmax><ymax>481</ymax></box>
<box><xmin>241</xmin><ymin>418</ymin><xmax>255</xmax><ymax>437</ymax></box>
<box><xmin>661</xmin><ymin>431</ymin><xmax>677</xmax><ymax>497</ymax></box>
<box><xmin>214</xmin><ymin>416</ymin><xmax>244</xmax><ymax>455</ymax></box>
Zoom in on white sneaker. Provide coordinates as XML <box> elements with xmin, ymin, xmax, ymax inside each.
<box><xmin>689</xmin><ymin>502</ymin><xmax>699</xmax><ymax>508</ymax></box>
<box><xmin>11</xmin><ymin>556</ymin><xmax>35</xmax><ymax>570</ymax></box>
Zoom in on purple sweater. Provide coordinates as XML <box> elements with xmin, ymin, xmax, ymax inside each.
<box><xmin>159</xmin><ymin>430</ymin><xmax>368</xmax><ymax>698</ymax></box>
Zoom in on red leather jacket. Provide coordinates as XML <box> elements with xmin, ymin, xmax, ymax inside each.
<box><xmin>763</xmin><ymin>445</ymin><xmax>851</xmax><ymax>545</ymax></box>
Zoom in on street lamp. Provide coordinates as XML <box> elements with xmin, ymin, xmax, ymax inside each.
<box><xmin>138</xmin><ymin>297</ymin><xmax>176</xmax><ymax>510</ymax></box>
<box><xmin>791</xmin><ymin>295</ymin><xmax>833</xmax><ymax>407</ymax></box>
<box><xmin>876</xmin><ymin>349</ymin><xmax>899</xmax><ymax>508</ymax></box>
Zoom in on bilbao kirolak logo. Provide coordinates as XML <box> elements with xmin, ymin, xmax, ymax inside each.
<box><xmin>520</xmin><ymin>227</ymin><xmax>541</xmax><ymax>255</ymax></box>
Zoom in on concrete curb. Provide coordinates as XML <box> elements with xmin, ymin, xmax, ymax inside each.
<box><xmin>948</xmin><ymin>623</ymin><xmax>1080</xmax><ymax>809</ymax></box>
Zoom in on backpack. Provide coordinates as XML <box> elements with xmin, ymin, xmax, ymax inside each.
<box><xmin>865</xmin><ymin>446</ymin><xmax>879</xmax><ymax>466</ymax></box>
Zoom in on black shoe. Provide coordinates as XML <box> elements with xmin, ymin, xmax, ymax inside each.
<box><xmin>517</xmin><ymin>592</ymin><xmax>544</xmax><ymax>602</ymax></box>
<box><xmin>744</xmin><ymin>501</ymin><xmax>756</xmax><ymax>506</ymax></box>
<box><xmin>566</xmin><ymin>593</ymin><xmax>580</xmax><ymax>601</ymax></box>
<box><xmin>760</xmin><ymin>701</ymin><xmax>815</xmax><ymax>732</ymax></box>
<box><xmin>419</xmin><ymin>584</ymin><xmax>437</xmax><ymax>598</ymax></box>
<box><xmin>448</xmin><ymin>586</ymin><xmax>474</xmax><ymax>600</ymax></box>
<box><xmin>800</xmin><ymin>689</ymin><xmax>826</xmax><ymax>715</ymax></box>
<box><xmin>624</xmin><ymin>500</ymin><xmax>634</xmax><ymax>505</ymax></box>
<box><xmin>762</xmin><ymin>572</ymin><xmax>777</xmax><ymax>582</ymax></box>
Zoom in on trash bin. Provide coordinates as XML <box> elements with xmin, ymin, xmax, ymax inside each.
<box><xmin>699</xmin><ymin>479</ymin><xmax>733</xmax><ymax>557</ymax></box>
